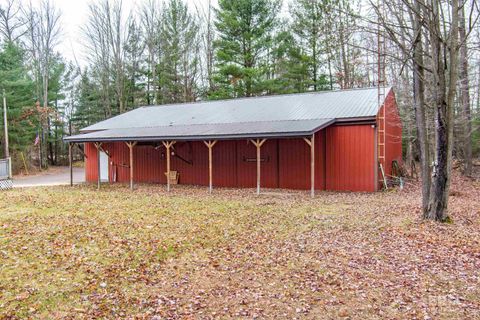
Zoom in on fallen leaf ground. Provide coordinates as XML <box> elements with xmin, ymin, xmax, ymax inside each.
<box><xmin>0</xmin><ymin>173</ymin><xmax>479</xmax><ymax>319</ymax></box>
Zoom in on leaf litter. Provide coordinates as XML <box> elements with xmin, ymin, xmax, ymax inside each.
<box><xmin>0</xmin><ymin>172</ymin><xmax>479</xmax><ymax>319</ymax></box>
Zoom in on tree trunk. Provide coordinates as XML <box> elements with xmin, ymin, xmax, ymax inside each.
<box><xmin>458</xmin><ymin>3</ymin><xmax>473</xmax><ymax>176</ymax></box>
<box><xmin>425</xmin><ymin>0</ymin><xmax>459</xmax><ymax>222</ymax></box>
<box><xmin>412</xmin><ymin>0</ymin><xmax>430</xmax><ymax>215</ymax></box>
<box><xmin>312</xmin><ymin>36</ymin><xmax>317</xmax><ymax>91</ymax></box>
<box><xmin>339</xmin><ymin>30</ymin><xmax>349</xmax><ymax>89</ymax></box>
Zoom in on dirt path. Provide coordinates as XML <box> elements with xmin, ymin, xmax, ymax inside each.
<box><xmin>12</xmin><ymin>166</ymin><xmax>85</xmax><ymax>187</ymax></box>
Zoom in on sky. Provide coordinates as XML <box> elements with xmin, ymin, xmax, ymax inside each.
<box><xmin>1</xmin><ymin>0</ymin><xmax>295</xmax><ymax>68</ymax></box>
<box><xmin>20</xmin><ymin>0</ymin><xmax>219</xmax><ymax>68</ymax></box>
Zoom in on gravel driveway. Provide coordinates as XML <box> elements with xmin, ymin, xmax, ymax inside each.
<box><xmin>13</xmin><ymin>166</ymin><xmax>85</xmax><ymax>188</ymax></box>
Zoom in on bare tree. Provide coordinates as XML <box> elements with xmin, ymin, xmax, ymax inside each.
<box><xmin>83</xmin><ymin>0</ymin><xmax>131</xmax><ymax>116</ymax></box>
<box><xmin>458</xmin><ymin>0</ymin><xmax>473</xmax><ymax>176</ymax></box>
<box><xmin>371</xmin><ymin>0</ymin><xmax>479</xmax><ymax>221</ymax></box>
<box><xmin>106</xmin><ymin>0</ymin><xmax>128</xmax><ymax>113</ymax></box>
<box><xmin>124</xmin><ymin>17</ymin><xmax>146</xmax><ymax>109</ymax></box>
<box><xmin>83</xmin><ymin>1</ymin><xmax>112</xmax><ymax>118</ymax></box>
<box><xmin>24</xmin><ymin>0</ymin><xmax>61</xmax><ymax>168</ymax></box>
<box><xmin>195</xmin><ymin>0</ymin><xmax>215</xmax><ymax>94</ymax></box>
<box><xmin>424</xmin><ymin>0</ymin><xmax>460</xmax><ymax>221</ymax></box>
<box><xmin>0</xmin><ymin>0</ymin><xmax>27</xmax><ymax>43</ymax></box>
<box><xmin>141</xmin><ymin>0</ymin><xmax>161</xmax><ymax>105</ymax></box>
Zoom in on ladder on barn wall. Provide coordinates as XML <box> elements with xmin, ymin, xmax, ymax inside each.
<box><xmin>377</xmin><ymin>0</ymin><xmax>387</xmax><ymax>189</ymax></box>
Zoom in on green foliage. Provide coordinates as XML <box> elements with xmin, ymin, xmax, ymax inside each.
<box><xmin>266</xmin><ymin>30</ymin><xmax>331</xmax><ymax>94</ymax></box>
<box><xmin>264</xmin><ymin>30</ymin><xmax>307</xmax><ymax>94</ymax></box>
<box><xmin>157</xmin><ymin>0</ymin><xmax>199</xmax><ymax>104</ymax></box>
<box><xmin>212</xmin><ymin>0</ymin><xmax>281</xmax><ymax>99</ymax></box>
<box><xmin>290</xmin><ymin>0</ymin><xmax>329</xmax><ymax>90</ymax></box>
<box><xmin>472</xmin><ymin>116</ymin><xmax>480</xmax><ymax>157</ymax></box>
<box><xmin>71</xmin><ymin>70</ymin><xmax>104</xmax><ymax>130</ymax></box>
<box><xmin>124</xmin><ymin>19</ymin><xmax>147</xmax><ymax>110</ymax></box>
<box><xmin>0</xmin><ymin>42</ymin><xmax>37</xmax><ymax>157</ymax></box>
<box><xmin>45</xmin><ymin>55</ymin><xmax>67</xmax><ymax>161</ymax></box>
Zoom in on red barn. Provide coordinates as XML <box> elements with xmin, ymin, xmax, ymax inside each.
<box><xmin>66</xmin><ymin>87</ymin><xmax>402</xmax><ymax>194</ymax></box>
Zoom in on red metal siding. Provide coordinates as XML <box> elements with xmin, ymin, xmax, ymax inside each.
<box><xmin>236</xmin><ymin>140</ymin><xmax>279</xmax><ymax>188</ymax></box>
<box><xmin>85</xmin><ymin>134</ymin><xmax>328</xmax><ymax>190</ymax></box>
<box><xmin>84</xmin><ymin>123</ymin><xmax>382</xmax><ymax>192</ymax></box>
<box><xmin>325</xmin><ymin>125</ymin><xmax>376</xmax><ymax>192</ymax></box>
<box><xmin>376</xmin><ymin>90</ymin><xmax>403</xmax><ymax>185</ymax></box>
<box><xmin>170</xmin><ymin>141</ymin><xmax>208</xmax><ymax>185</ymax></box>
<box><xmin>278</xmin><ymin>138</ymin><xmax>309</xmax><ymax>189</ymax></box>
<box><xmin>85</xmin><ymin>142</ymin><xmax>98</xmax><ymax>182</ymax></box>
<box><xmin>212</xmin><ymin>141</ymin><xmax>237</xmax><ymax>187</ymax></box>
<box><xmin>278</xmin><ymin>132</ymin><xmax>326</xmax><ymax>190</ymax></box>
<box><xmin>385</xmin><ymin>91</ymin><xmax>403</xmax><ymax>175</ymax></box>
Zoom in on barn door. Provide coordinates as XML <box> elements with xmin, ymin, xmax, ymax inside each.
<box><xmin>99</xmin><ymin>151</ymin><xmax>109</xmax><ymax>182</ymax></box>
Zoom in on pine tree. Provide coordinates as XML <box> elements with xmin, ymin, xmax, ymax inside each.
<box><xmin>157</xmin><ymin>0</ymin><xmax>200</xmax><ymax>104</ymax></box>
<box><xmin>212</xmin><ymin>0</ymin><xmax>280</xmax><ymax>99</ymax></box>
<box><xmin>71</xmin><ymin>70</ymin><xmax>104</xmax><ymax>130</ymax></box>
<box><xmin>45</xmin><ymin>54</ymin><xmax>66</xmax><ymax>165</ymax></box>
<box><xmin>125</xmin><ymin>18</ymin><xmax>146</xmax><ymax>110</ymax></box>
<box><xmin>265</xmin><ymin>30</ymin><xmax>311</xmax><ymax>94</ymax></box>
<box><xmin>0</xmin><ymin>42</ymin><xmax>37</xmax><ymax>159</ymax></box>
<box><xmin>290</xmin><ymin>0</ymin><xmax>328</xmax><ymax>91</ymax></box>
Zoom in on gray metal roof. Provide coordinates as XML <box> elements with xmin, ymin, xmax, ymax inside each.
<box><xmin>66</xmin><ymin>87</ymin><xmax>389</xmax><ymax>142</ymax></box>
<box><xmin>65</xmin><ymin>119</ymin><xmax>335</xmax><ymax>142</ymax></box>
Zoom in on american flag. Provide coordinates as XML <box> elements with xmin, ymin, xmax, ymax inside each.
<box><xmin>34</xmin><ymin>134</ymin><xmax>40</xmax><ymax>146</ymax></box>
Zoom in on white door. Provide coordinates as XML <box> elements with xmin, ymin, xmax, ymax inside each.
<box><xmin>99</xmin><ymin>151</ymin><xmax>109</xmax><ymax>182</ymax></box>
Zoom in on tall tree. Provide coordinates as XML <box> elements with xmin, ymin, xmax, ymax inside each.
<box><xmin>212</xmin><ymin>0</ymin><xmax>280</xmax><ymax>98</ymax></box>
<box><xmin>106</xmin><ymin>0</ymin><xmax>128</xmax><ymax>114</ymax></box>
<box><xmin>290</xmin><ymin>0</ymin><xmax>328</xmax><ymax>91</ymax></box>
<box><xmin>44</xmin><ymin>54</ymin><xmax>66</xmax><ymax>165</ymax></box>
<box><xmin>124</xmin><ymin>18</ymin><xmax>146</xmax><ymax>109</ymax></box>
<box><xmin>83</xmin><ymin>0</ymin><xmax>130</xmax><ymax>116</ymax></box>
<box><xmin>0</xmin><ymin>42</ymin><xmax>36</xmax><ymax>161</ymax></box>
<box><xmin>24</xmin><ymin>0</ymin><xmax>61</xmax><ymax>168</ymax></box>
<box><xmin>196</xmin><ymin>0</ymin><xmax>216</xmax><ymax>95</ymax></box>
<box><xmin>83</xmin><ymin>0</ymin><xmax>113</xmax><ymax>118</ymax></box>
<box><xmin>157</xmin><ymin>0</ymin><xmax>200</xmax><ymax>103</ymax></box>
<box><xmin>71</xmin><ymin>70</ymin><xmax>104</xmax><ymax>129</ymax></box>
<box><xmin>140</xmin><ymin>0</ymin><xmax>161</xmax><ymax>105</ymax></box>
<box><xmin>266</xmin><ymin>29</ymin><xmax>312</xmax><ymax>94</ymax></box>
<box><xmin>330</xmin><ymin>0</ymin><xmax>362</xmax><ymax>89</ymax></box>
<box><xmin>374</xmin><ymin>0</ymin><xmax>465</xmax><ymax>221</ymax></box>
<box><xmin>0</xmin><ymin>0</ymin><xmax>26</xmax><ymax>43</ymax></box>
<box><xmin>425</xmin><ymin>0</ymin><xmax>460</xmax><ymax>221</ymax></box>
<box><xmin>458</xmin><ymin>1</ymin><xmax>473</xmax><ymax>176</ymax></box>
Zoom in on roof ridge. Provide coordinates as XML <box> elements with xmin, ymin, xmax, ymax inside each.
<box><xmin>137</xmin><ymin>86</ymin><xmax>388</xmax><ymax>110</ymax></box>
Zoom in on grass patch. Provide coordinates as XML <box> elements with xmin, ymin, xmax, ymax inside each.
<box><xmin>1</xmin><ymin>183</ymin><xmax>479</xmax><ymax>318</ymax></box>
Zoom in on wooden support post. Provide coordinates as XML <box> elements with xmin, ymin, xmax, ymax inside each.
<box><xmin>304</xmin><ymin>134</ymin><xmax>315</xmax><ymax>198</ymax></box>
<box><xmin>69</xmin><ymin>143</ymin><xmax>73</xmax><ymax>186</ymax></box>
<box><xmin>94</xmin><ymin>142</ymin><xmax>102</xmax><ymax>190</ymax></box>
<box><xmin>250</xmin><ymin>139</ymin><xmax>267</xmax><ymax>195</ymax></box>
<box><xmin>126</xmin><ymin>141</ymin><xmax>137</xmax><ymax>190</ymax></box>
<box><xmin>162</xmin><ymin>141</ymin><xmax>176</xmax><ymax>192</ymax></box>
<box><xmin>203</xmin><ymin>140</ymin><xmax>217</xmax><ymax>194</ymax></box>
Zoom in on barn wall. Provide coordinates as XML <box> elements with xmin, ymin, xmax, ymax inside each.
<box><xmin>377</xmin><ymin>90</ymin><xmax>403</xmax><ymax>182</ymax></box>
<box><xmin>85</xmin><ymin>142</ymin><xmax>98</xmax><ymax>182</ymax></box>
<box><xmin>84</xmin><ymin>125</ymin><xmax>378</xmax><ymax>192</ymax></box>
<box><xmin>84</xmin><ymin>132</ymin><xmax>327</xmax><ymax>190</ymax></box>
<box><xmin>325</xmin><ymin>124</ymin><xmax>376</xmax><ymax>192</ymax></box>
